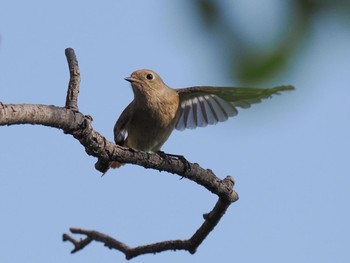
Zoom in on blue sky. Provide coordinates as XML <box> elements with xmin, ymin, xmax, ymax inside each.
<box><xmin>1</xmin><ymin>1</ymin><xmax>349</xmax><ymax>262</ymax></box>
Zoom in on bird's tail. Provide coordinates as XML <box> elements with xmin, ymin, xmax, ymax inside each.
<box><xmin>95</xmin><ymin>159</ymin><xmax>124</xmax><ymax>175</ymax></box>
<box><xmin>109</xmin><ymin>161</ymin><xmax>124</xmax><ymax>169</ymax></box>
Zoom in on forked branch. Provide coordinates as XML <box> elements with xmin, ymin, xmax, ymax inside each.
<box><xmin>0</xmin><ymin>48</ymin><xmax>238</xmax><ymax>260</ymax></box>
<box><xmin>63</xmin><ymin>186</ymin><xmax>235</xmax><ymax>260</ymax></box>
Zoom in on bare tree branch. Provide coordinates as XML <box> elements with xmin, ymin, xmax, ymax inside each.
<box><xmin>63</xmin><ymin>183</ymin><xmax>235</xmax><ymax>260</ymax></box>
<box><xmin>65</xmin><ymin>47</ymin><xmax>80</xmax><ymax>111</ymax></box>
<box><xmin>0</xmin><ymin>48</ymin><xmax>238</xmax><ymax>260</ymax></box>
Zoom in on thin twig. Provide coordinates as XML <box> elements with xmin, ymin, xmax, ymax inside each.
<box><xmin>63</xmin><ymin>181</ymin><xmax>237</xmax><ymax>260</ymax></box>
<box><xmin>65</xmin><ymin>48</ymin><xmax>80</xmax><ymax>111</ymax></box>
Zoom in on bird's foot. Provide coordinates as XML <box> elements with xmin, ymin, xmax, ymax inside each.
<box><xmin>157</xmin><ymin>151</ymin><xmax>191</xmax><ymax>174</ymax></box>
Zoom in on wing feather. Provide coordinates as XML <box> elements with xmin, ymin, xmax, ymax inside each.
<box><xmin>175</xmin><ymin>85</ymin><xmax>294</xmax><ymax>130</ymax></box>
<box><xmin>113</xmin><ymin>102</ymin><xmax>133</xmax><ymax>145</ymax></box>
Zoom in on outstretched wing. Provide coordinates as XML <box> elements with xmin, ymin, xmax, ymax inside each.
<box><xmin>175</xmin><ymin>85</ymin><xmax>294</xmax><ymax>130</ymax></box>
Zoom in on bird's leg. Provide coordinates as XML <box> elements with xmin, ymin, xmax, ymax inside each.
<box><xmin>156</xmin><ymin>151</ymin><xmax>191</xmax><ymax>173</ymax></box>
<box><xmin>157</xmin><ymin>150</ymin><xmax>182</xmax><ymax>160</ymax></box>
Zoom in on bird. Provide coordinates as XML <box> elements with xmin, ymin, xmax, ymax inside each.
<box><xmin>105</xmin><ymin>69</ymin><xmax>294</xmax><ymax>170</ymax></box>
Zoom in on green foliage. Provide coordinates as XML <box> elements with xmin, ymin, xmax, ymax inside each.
<box><xmin>186</xmin><ymin>0</ymin><xmax>350</xmax><ymax>84</ymax></box>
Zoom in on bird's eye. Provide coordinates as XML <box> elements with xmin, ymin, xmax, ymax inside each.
<box><xmin>146</xmin><ymin>73</ymin><xmax>154</xmax><ymax>80</ymax></box>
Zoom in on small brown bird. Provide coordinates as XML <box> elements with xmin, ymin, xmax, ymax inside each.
<box><xmin>108</xmin><ymin>69</ymin><xmax>294</xmax><ymax>169</ymax></box>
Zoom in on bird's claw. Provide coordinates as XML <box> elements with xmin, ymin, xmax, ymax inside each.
<box><xmin>157</xmin><ymin>151</ymin><xmax>191</xmax><ymax>173</ymax></box>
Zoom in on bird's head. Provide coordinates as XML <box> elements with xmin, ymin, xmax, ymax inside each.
<box><xmin>125</xmin><ymin>69</ymin><xmax>168</xmax><ymax>100</ymax></box>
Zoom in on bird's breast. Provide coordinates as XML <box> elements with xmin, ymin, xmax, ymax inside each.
<box><xmin>125</xmin><ymin>96</ymin><xmax>180</xmax><ymax>152</ymax></box>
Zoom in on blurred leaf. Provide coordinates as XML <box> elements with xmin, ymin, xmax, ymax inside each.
<box><xmin>187</xmin><ymin>0</ymin><xmax>350</xmax><ymax>84</ymax></box>
<box><xmin>196</xmin><ymin>0</ymin><xmax>218</xmax><ymax>27</ymax></box>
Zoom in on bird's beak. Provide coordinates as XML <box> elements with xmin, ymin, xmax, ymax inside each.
<box><xmin>124</xmin><ymin>77</ymin><xmax>138</xmax><ymax>83</ymax></box>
